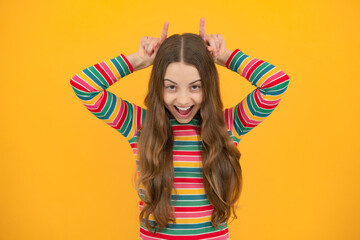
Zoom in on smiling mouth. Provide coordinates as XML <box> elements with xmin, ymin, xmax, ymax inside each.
<box><xmin>174</xmin><ymin>105</ymin><xmax>194</xmax><ymax>117</ymax></box>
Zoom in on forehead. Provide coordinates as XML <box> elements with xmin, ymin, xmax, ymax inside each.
<box><xmin>164</xmin><ymin>62</ymin><xmax>201</xmax><ymax>84</ymax></box>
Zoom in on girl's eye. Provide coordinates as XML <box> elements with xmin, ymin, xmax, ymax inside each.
<box><xmin>191</xmin><ymin>85</ymin><xmax>201</xmax><ymax>90</ymax></box>
<box><xmin>166</xmin><ymin>85</ymin><xmax>176</xmax><ymax>90</ymax></box>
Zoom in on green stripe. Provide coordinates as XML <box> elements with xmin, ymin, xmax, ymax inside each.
<box><xmin>249</xmin><ymin>62</ymin><xmax>270</xmax><ymax>84</ymax></box>
<box><xmin>119</xmin><ymin>101</ymin><xmax>133</xmax><ymax>134</ymax></box>
<box><xmin>173</xmin><ymin>145</ymin><xmax>202</xmax><ymax>151</ymax></box>
<box><xmin>88</xmin><ymin>65</ymin><xmax>108</xmax><ymax>86</ymax></box>
<box><xmin>229</xmin><ymin>51</ymin><xmax>244</xmax><ymax>71</ymax></box>
<box><xmin>93</xmin><ymin>92</ymin><xmax>113</xmax><ymax>118</ymax></box>
<box><xmin>115</xmin><ymin>55</ymin><xmax>131</xmax><ymax>76</ymax></box>
<box><xmin>174</xmin><ymin>172</ymin><xmax>203</xmax><ymax>178</ymax></box>
<box><xmin>171</xmin><ymin>199</ymin><xmax>210</xmax><ymax>206</ymax></box>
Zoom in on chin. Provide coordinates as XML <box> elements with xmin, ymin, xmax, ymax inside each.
<box><xmin>174</xmin><ymin>117</ymin><xmax>192</xmax><ymax>124</ymax></box>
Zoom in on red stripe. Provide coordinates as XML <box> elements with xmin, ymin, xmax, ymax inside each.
<box><xmin>115</xmin><ymin>100</ymin><xmax>128</xmax><ymax>129</ymax></box>
<box><xmin>70</xmin><ymin>78</ymin><xmax>88</xmax><ymax>92</ymax></box>
<box><xmin>245</xmin><ymin>60</ymin><xmax>264</xmax><ymax>79</ymax></box>
<box><xmin>224</xmin><ymin>108</ymin><xmax>229</xmax><ymax>130</ymax></box>
<box><xmin>139</xmin><ymin>201</ymin><xmax>213</xmax><ymax>212</ymax></box>
<box><xmin>226</xmin><ymin>49</ymin><xmax>240</xmax><ymax>69</ymax></box>
<box><xmin>173</xmin><ymin>151</ymin><xmax>201</xmax><ymax>156</ymax></box>
<box><xmin>121</xmin><ymin>54</ymin><xmax>133</xmax><ymax>73</ymax></box>
<box><xmin>263</xmin><ymin>74</ymin><xmax>289</xmax><ymax>88</ymax></box>
<box><xmin>171</xmin><ymin>125</ymin><xmax>201</xmax><ymax>131</ymax></box>
<box><xmin>90</xmin><ymin>90</ymin><xmax>107</xmax><ymax>114</ymax></box>
<box><xmin>236</xmin><ymin>103</ymin><xmax>257</xmax><ymax>128</ymax></box>
<box><xmin>136</xmin><ymin>106</ymin><xmax>142</xmax><ymax>132</ymax></box>
<box><xmin>174</xmin><ymin>178</ymin><xmax>203</xmax><ymax>183</ymax></box>
<box><xmin>94</xmin><ymin>63</ymin><xmax>112</xmax><ymax>85</ymax></box>
<box><xmin>254</xmin><ymin>89</ymin><xmax>277</xmax><ymax>110</ymax></box>
<box><xmin>140</xmin><ymin>227</ymin><xmax>228</xmax><ymax>240</ymax></box>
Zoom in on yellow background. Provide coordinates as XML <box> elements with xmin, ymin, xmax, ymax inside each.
<box><xmin>1</xmin><ymin>0</ymin><xmax>359</xmax><ymax>239</ymax></box>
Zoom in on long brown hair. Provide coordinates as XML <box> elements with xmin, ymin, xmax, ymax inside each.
<box><xmin>135</xmin><ymin>33</ymin><xmax>242</xmax><ymax>233</ymax></box>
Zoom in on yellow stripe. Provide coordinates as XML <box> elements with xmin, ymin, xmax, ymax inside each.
<box><xmin>173</xmin><ymin>136</ymin><xmax>201</xmax><ymax>141</ymax></box>
<box><xmin>238</xmin><ymin>56</ymin><xmax>252</xmax><ymax>74</ymax></box>
<box><xmin>82</xmin><ymin>91</ymin><xmax>102</xmax><ymax>105</ymax></box>
<box><xmin>105</xmin><ymin>59</ymin><xmax>121</xmax><ymax>80</ymax></box>
<box><xmin>103</xmin><ymin>96</ymin><xmax>121</xmax><ymax>124</ymax></box>
<box><xmin>243</xmin><ymin>99</ymin><xmax>264</xmax><ymax>121</ymax></box>
<box><xmin>77</xmin><ymin>71</ymin><xmax>103</xmax><ymax>91</ymax></box>
<box><xmin>171</xmin><ymin>188</ymin><xmax>206</xmax><ymax>195</ymax></box>
<box><xmin>231</xmin><ymin>108</ymin><xmax>242</xmax><ymax>139</ymax></box>
<box><xmin>260</xmin><ymin>92</ymin><xmax>284</xmax><ymax>101</ymax></box>
<box><xmin>126</xmin><ymin>103</ymin><xmax>137</xmax><ymax>140</ymax></box>
<box><xmin>147</xmin><ymin>214</ymin><xmax>211</xmax><ymax>223</ymax></box>
<box><xmin>173</xmin><ymin>161</ymin><xmax>202</xmax><ymax>168</ymax></box>
<box><xmin>256</xmin><ymin>67</ymin><xmax>280</xmax><ymax>86</ymax></box>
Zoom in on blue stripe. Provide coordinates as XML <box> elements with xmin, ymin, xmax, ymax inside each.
<box><xmin>233</xmin><ymin>52</ymin><xmax>248</xmax><ymax>72</ymax></box>
<box><xmin>83</xmin><ymin>68</ymin><xmax>107</xmax><ymax>90</ymax></box>
<box><xmin>174</xmin><ymin>167</ymin><xmax>203</xmax><ymax>173</ymax></box>
<box><xmin>252</xmin><ymin>63</ymin><xmax>275</xmax><ymax>85</ymax></box>
<box><xmin>95</xmin><ymin>92</ymin><xmax>117</xmax><ymax>119</ymax></box>
<box><xmin>174</xmin><ymin>141</ymin><xmax>202</xmax><ymax>146</ymax></box>
<box><xmin>110</xmin><ymin>57</ymin><xmax>126</xmax><ymax>78</ymax></box>
<box><xmin>171</xmin><ymin>194</ymin><xmax>207</xmax><ymax>200</ymax></box>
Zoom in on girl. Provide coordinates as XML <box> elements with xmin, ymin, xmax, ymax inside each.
<box><xmin>70</xmin><ymin>18</ymin><xmax>290</xmax><ymax>240</ymax></box>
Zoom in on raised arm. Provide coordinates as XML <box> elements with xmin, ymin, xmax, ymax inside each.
<box><xmin>223</xmin><ymin>49</ymin><xmax>290</xmax><ymax>142</ymax></box>
<box><xmin>199</xmin><ymin>17</ymin><xmax>290</xmax><ymax>142</ymax></box>
<box><xmin>69</xmin><ymin>21</ymin><xmax>169</xmax><ymax>141</ymax></box>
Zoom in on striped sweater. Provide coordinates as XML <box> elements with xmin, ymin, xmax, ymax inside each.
<box><xmin>70</xmin><ymin>49</ymin><xmax>290</xmax><ymax>239</ymax></box>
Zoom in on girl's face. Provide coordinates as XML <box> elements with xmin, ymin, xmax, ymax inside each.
<box><xmin>163</xmin><ymin>62</ymin><xmax>203</xmax><ymax>124</ymax></box>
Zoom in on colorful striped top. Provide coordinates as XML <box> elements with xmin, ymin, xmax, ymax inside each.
<box><xmin>70</xmin><ymin>48</ymin><xmax>290</xmax><ymax>239</ymax></box>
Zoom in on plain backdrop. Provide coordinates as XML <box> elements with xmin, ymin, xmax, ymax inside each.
<box><xmin>1</xmin><ymin>0</ymin><xmax>359</xmax><ymax>239</ymax></box>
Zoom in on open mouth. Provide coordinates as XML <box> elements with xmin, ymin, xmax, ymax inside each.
<box><xmin>174</xmin><ymin>105</ymin><xmax>194</xmax><ymax>118</ymax></box>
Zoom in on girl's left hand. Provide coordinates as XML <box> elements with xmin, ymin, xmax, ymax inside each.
<box><xmin>199</xmin><ymin>17</ymin><xmax>232</xmax><ymax>67</ymax></box>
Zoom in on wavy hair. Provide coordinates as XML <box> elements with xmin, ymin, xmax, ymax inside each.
<box><xmin>134</xmin><ymin>33</ymin><xmax>242</xmax><ymax>233</ymax></box>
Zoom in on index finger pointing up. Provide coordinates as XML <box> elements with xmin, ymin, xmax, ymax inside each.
<box><xmin>160</xmin><ymin>21</ymin><xmax>169</xmax><ymax>44</ymax></box>
<box><xmin>199</xmin><ymin>17</ymin><xmax>205</xmax><ymax>41</ymax></box>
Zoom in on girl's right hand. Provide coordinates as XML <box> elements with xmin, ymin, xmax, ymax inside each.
<box><xmin>136</xmin><ymin>21</ymin><xmax>169</xmax><ymax>69</ymax></box>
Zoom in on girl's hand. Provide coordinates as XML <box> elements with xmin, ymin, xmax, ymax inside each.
<box><xmin>136</xmin><ymin>21</ymin><xmax>169</xmax><ymax>70</ymax></box>
<box><xmin>199</xmin><ymin>17</ymin><xmax>232</xmax><ymax>67</ymax></box>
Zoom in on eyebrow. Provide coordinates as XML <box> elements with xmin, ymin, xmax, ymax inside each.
<box><xmin>164</xmin><ymin>79</ymin><xmax>201</xmax><ymax>85</ymax></box>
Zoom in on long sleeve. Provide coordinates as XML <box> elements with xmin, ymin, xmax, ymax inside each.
<box><xmin>223</xmin><ymin>49</ymin><xmax>290</xmax><ymax>143</ymax></box>
<box><xmin>69</xmin><ymin>54</ymin><xmax>146</xmax><ymax>141</ymax></box>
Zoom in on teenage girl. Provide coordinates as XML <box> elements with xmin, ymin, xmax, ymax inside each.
<box><xmin>70</xmin><ymin>17</ymin><xmax>290</xmax><ymax>240</ymax></box>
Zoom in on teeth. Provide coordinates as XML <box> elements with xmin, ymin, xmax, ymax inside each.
<box><xmin>177</xmin><ymin>106</ymin><xmax>191</xmax><ymax>111</ymax></box>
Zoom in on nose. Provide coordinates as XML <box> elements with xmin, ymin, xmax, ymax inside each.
<box><xmin>177</xmin><ymin>90</ymin><xmax>191</xmax><ymax>106</ymax></box>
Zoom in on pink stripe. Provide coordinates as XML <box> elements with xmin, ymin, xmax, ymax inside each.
<box><xmin>174</xmin><ymin>209</ymin><xmax>213</xmax><ymax>218</ymax></box>
<box><xmin>72</xmin><ymin>75</ymin><xmax>98</xmax><ymax>92</ymax></box>
<box><xmin>140</xmin><ymin>232</ymin><xmax>160</xmax><ymax>240</ymax></box>
<box><xmin>138</xmin><ymin>207</ymin><xmax>212</xmax><ymax>219</ymax></box>
<box><xmin>239</xmin><ymin>101</ymin><xmax>261</xmax><ymax>124</ymax></box>
<box><xmin>255</xmin><ymin>90</ymin><xmax>281</xmax><ymax>105</ymax></box>
<box><xmin>173</xmin><ymin>155</ymin><xmax>202</xmax><ymax>161</ymax></box>
<box><xmin>173</xmin><ymin>130</ymin><xmax>199</xmax><ymax>137</ymax></box>
<box><xmin>140</xmin><ymin>227</ymin><xmax>229</xmax><ymax>240</ymax></box>
<box><xmin>84</xmin><ymin>91</ymin><xmax>105</xmax><ymax>110</ymax></box>
<box><xmin>262</xmin><ymin>70</ymin><xmax>285</xmax><ymax>86</ymax></box>
<box><xmin>140</xmin><ymin>232</ymin><xmax>229</xmax><ymax>240</ymax></box>
<box><xmin>207</xmin><ymin>232</ymin><xmax>230</xmax><ymax>240</ymax></box>
<box><xmin>174</xmin><ymin>183</ymin><xmax>204</xmax><ymax>188</ymax></box>
<box><xmin>108</xmin><ymin>98</ymin><xmax>125</xmax><ymax>128</ymax></box>
<box><xmin>241</xmin><ymin>58</ymin><xmax>259</xmax><ymax>78</ymax></box>
<box><xmin>99</xmin><ymin>62</ymin><xmax>117</xmax><ymax>83</ymax></box>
